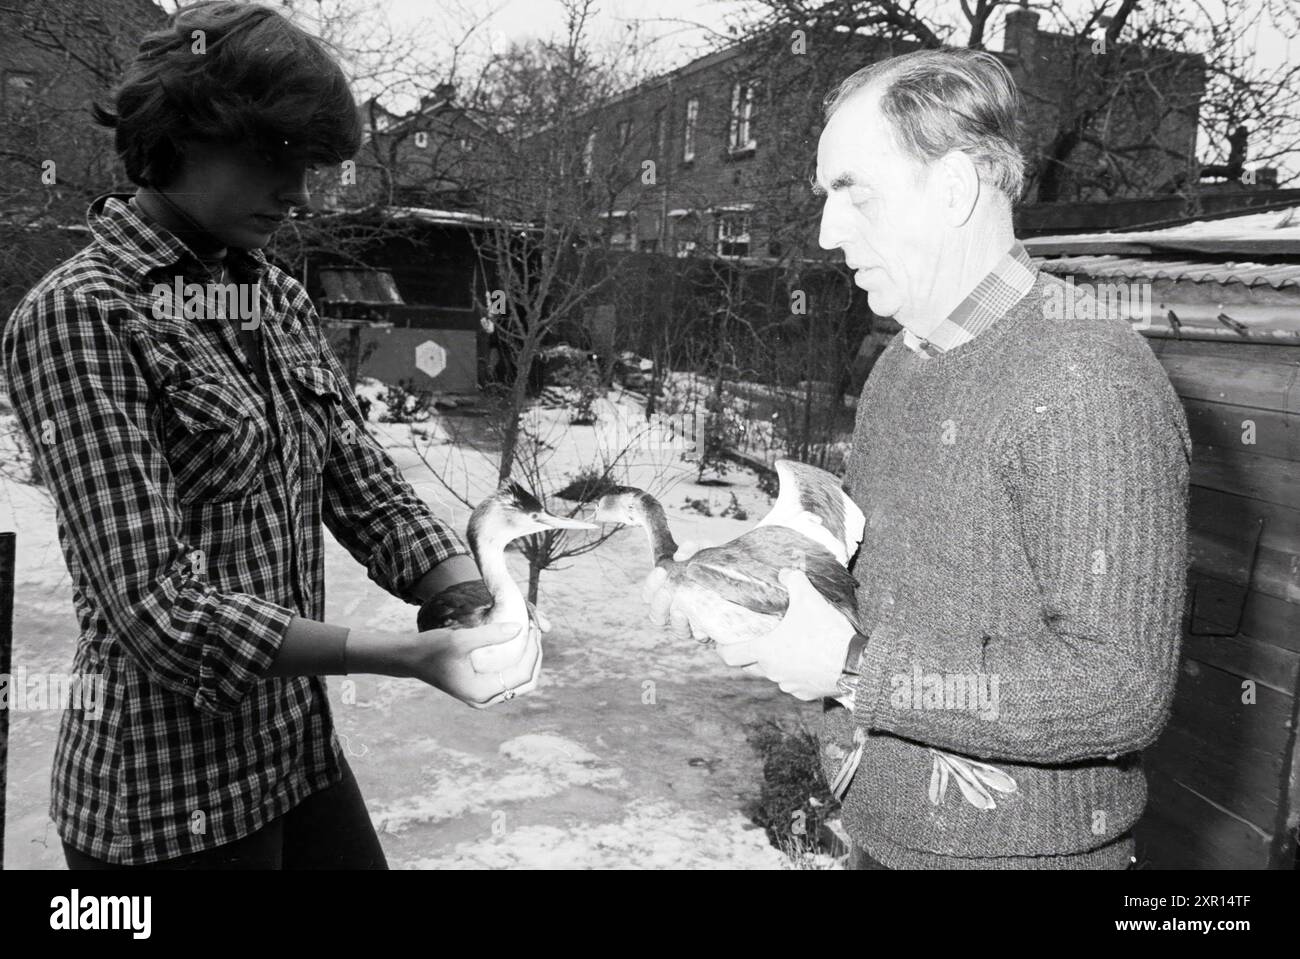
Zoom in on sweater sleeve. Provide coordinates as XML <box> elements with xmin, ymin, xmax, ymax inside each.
<box><xmin>848</xmin><ymin>376</ymin><xmax>1190</xmax><ymax>764</ymax></box>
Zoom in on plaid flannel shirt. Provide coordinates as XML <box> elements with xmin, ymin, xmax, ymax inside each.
<box><xmin>901</xmin><ymin>241</ymin><xmax>1038</xmax><ymax>356</ymax></box>
<box><xmin>1</xmin><ymin>194</ymin><xmax>469</xmax><ymax>864</ymax></box>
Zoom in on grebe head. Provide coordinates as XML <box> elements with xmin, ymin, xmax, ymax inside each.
<box><xmin>470</xmin><ymin>482</ymin><xmax>596</xmax><ymax>547</ymax></box>
<box><xmin>592</xmin><ymin>487</ymin><xmax>654</xmax><ymax>527</ymax></box>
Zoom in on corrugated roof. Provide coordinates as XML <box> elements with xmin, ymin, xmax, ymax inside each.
<box><xmin>319</xmin><ymin>268</ymin><xmax>404</xmax><ymax>304</ymax></box>
<box><xmin>1026</xmin><ymin>206</ymin><xmax>1300</xmax><ymax>257</ymax></box>
<box><xmin>1034</xmin><ymin>255</ymin><xmax>1300</xmax><ymax>289</ymax></box>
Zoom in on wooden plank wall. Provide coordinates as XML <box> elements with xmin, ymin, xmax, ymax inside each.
<box><xmin>1135</xmin><ymin>337</ymin><xmax>1300</xmax><ymax>869</ymax></box>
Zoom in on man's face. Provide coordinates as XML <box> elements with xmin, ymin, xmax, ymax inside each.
<box><xmin>166</xmin><ymin>140</ymin><xmax>314</xmax><ymax>250</ymax></box>
<box><xmin>815</xmin><ymin>88</ymin><xmax>948</xmax><ymax>322</ymax></box>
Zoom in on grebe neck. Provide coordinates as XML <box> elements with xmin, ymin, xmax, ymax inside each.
<box><xmin>641</xmin><ymin>497</ymin><xmax>678</xmax><ymax>566</ymax></box>
<box><xmin>470</xmin><ymin>530</ymin><xmax>529</xmax><ymax>625</ymax></box>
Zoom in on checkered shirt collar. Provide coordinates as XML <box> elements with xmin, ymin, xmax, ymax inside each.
<box><xmin>903</xmin><ymin>241</ymin><xmax>1038</xmax><ymax>357</ymax></box>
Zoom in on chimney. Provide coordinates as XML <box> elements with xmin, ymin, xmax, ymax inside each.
<box><xmin>1003</xmin><ymin>3</ymin><xmax>1040</xmax><ymax>60</ymax></box>
<box><xmin>418</xmin><ymin>83</ymin><xmax>457</xmax><ymax>114</ymax></box>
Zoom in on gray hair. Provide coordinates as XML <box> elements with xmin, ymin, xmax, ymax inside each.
<box><xmin>824</xmin><ymin>48</ymin><xmax>1026</xmax><ymax>203</ymax></box>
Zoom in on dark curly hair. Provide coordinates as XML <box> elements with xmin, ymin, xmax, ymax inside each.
<box><xmin>93</xmin><ymin>1</ymin><xmax>362</xmax><ymax>187</ymax></box>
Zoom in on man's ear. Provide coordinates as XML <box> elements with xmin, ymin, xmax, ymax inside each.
<box><xmin>938</xmin><ymin>150</ymin><xmax>981</xmax><ymax>227</ymax></box>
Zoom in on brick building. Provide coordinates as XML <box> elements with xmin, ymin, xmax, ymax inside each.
<box><xmin>570</xmin><ymin>8</ymin><xmax>1208</xmax><ymax>266</ymax></box>
<box><xmin>344</xmin><ymin>84</ymin><xmax>504</xmax><ymax>213</ymax></box>
<box><xmin>0</xmin><ymin>0</ymin><xmax>164</xmax><ymax>220</ymax></box>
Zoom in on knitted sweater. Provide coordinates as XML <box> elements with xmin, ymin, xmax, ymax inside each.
<box><xmin>823</xmin><ymin>271</ymin><xmax>1191</xmax><ymax>869</ymax></box>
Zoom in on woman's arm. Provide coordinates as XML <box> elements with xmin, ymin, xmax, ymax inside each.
<box><xmin>265</xmin><ymin>614</ymin><xmax>543</xmax><ymax>708</ymax></box>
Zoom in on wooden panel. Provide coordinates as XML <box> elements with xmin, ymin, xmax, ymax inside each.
<box><xmin>1156</xmin><ymin>353</ymin><xmax>1300</xmax><ymax>414</ymax></box>
<box><xmin>1189</xmin><ymin>529</ymin><xmax>1300</xmax><ymax>606</ymax></box>
<box><xmin>1161</xmin><ymin>658</ymin><xmax>1293</xmax><ymax>774</ymax></box>
<box><xmin>1138</xmin><ymin>771</ymin><xmax>1274</xmax><ymax>869</ymax></box>
<box><xmin>1139</xmin><ymin>337</ymin><xmax>1300</xmax><ymax>869</ymax></box>
<box><xmin>1190</xmin><ymin>448</ymin><xmax>1300</xmax><ymax>508</ymax></box>
<box><xmin>1137</xmin><ymin>657</ymin><xmax>1296</xmax><ymax>866</ymax></box>
<box><xmin>1149</xmin><ymin>337</ymin><xmax>1300</xmax><ymax>365</ymax></box>
<box><xmin>1181</xmin><ymin>632</ymin><xmax>1300</xmax><ymax>696</ymax></box>
<box><xmin>1186</xmin><ymin>486</ymin><xmax>1300</xmax><ymax>609</ymax></box>
<box><xmin>1183</xmin><ymin>399</ymin><xmax>1300</xmax><ymax>463</ymax></box>
<box><xmin>1189</xmin><ymin>584</ymin><xmax>1300</xmax><ymax>652</ymax></box>
<box><xmin>1148</xmin><ymin>724</ymin><xmax>1285</xmax><ymax>832</ymax></box>
<box><xmin>1189</xmin><ymin>486</ymin><xmax>1300</xmax><ymax>554</ymax></box>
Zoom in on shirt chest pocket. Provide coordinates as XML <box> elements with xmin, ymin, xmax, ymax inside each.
<box><xmin>288</xmin><ymin>364</ymin><xmax>341</xmax><ymax>472</ymax></box>
<box><xmin>162</xmin><ymin>375</ymin><xmax>269</xmax><ymax>504</ymax></box>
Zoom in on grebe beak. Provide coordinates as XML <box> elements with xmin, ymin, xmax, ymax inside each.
<box><xmin>534</xmin><ymin>513</ymin><xmax>597</xmax><ymax>531</ymax></box>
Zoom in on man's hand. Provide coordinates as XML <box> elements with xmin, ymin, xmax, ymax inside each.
<box><xmin>642</xmin><ymin>541</ymin><xmax>707</xmax><ymax>642</ymax></box>
<box><xmin>711</xmin><ymin>569</ymin><xmax>857</xmax><ymax>701</ymax></box>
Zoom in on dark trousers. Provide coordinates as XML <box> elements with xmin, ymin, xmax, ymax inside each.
<box><xmin>63</xmin><ymin>759</ymin><xmax>387</xmax><ymax>870</ymax></box>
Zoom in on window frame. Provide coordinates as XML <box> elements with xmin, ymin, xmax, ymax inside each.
<box><xmin>683</xmin><ymin>98</ymin><xmax>699</xmax><ymax>163</ymax></box>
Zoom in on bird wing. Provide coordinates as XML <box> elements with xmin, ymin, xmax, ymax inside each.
<box><xmin>680</xmin><ymin>551</ymin><xmax>788</xmax><ymax>615</ymax></box>
<box><xmin>680</xmin><ymin>526</ymin><xmax>864</xmax><ymax>632</ymax></box>
<box><xmin>417</xmin><ymin>580</ymin><xmax>493</xmax><ymax>630</ymax></box>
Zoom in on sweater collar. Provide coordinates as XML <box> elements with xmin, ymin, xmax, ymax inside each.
<box><xmin>903</xmin><ymin>241</ymin><xmax>1038</xmax><ymax>357</ymax></box>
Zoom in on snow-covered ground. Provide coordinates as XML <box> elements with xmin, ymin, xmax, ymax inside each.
<box><xmin>1</xmin><ymin>381</ymin><xmax>828</xmax><ymax>869</ymax></box>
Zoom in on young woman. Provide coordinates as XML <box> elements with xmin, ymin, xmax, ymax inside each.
<box><xmin>1</xmin><ymin>1</ymin><xmax>540</xmax><ymax>870</ymax></box>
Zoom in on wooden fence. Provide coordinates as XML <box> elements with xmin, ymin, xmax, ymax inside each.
<box><xmin>1134</xmin><ymin>336</ymin><xmax>1300</xmax><ymax>869</ymax></box>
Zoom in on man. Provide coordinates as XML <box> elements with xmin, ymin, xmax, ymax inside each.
<box><xmin>3</xmin><ymin>2</ymin><xmax>540</xmax><ymax>869</ymax></box>
<box><xmin>645</xmin><ymin>48</ymin><xmax>1189</xmax><ymax>869</ymax></box>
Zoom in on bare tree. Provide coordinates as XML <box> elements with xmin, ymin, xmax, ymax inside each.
<box><xmin>466</xmin><ymin>0</ymin><xmax>657</xmax><ymax>485</ymax></box>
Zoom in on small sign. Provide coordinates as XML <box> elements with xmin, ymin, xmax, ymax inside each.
<box><xmin>415</xmin><ymin>340</ymin><xmax>447</xmax><ymax>380</ymax></box>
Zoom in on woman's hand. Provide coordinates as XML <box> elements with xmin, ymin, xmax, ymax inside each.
<box><xmin>402</xmin><ymin>619</ymin><xmax>544</xmax><ymax>709</ymax></box>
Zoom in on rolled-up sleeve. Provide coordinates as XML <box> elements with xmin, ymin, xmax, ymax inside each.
<box><xmin>2</xmin><ymin>287</ymin><xmax>294</xmax><ymax>716</ymax></box>
<box><xmin>304</xmin><ymin>306</ymin><xmax>470</xmax><ymax>603</ymax></box>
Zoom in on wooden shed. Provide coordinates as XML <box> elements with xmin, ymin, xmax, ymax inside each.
<box><xmin>1028</xmin><ymin>206</ymin><xmax>1300</xmax><ymax>869</ymax></box>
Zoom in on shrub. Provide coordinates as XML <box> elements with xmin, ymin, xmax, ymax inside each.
<box><xmin>745</xmin><ymin>719</ymin><xmax>840</xmax><ymax>855</ymax></box>
<box><xmin>378</xmin><ymin>379</ymin><xmax>434</xmax><ymax>423</ymax></box>
<box><xmin>555</xmin><ymin>467</ymin><xmax>621</xmax><ymax>502</ymax></box>
<box><xmin>720</xmin><ymin>492</ymin><xmax>748</xmax><ymax>522</ymax></box>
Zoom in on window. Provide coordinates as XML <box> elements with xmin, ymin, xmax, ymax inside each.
<box><xmin>583</xmin><ymin>129</ymin><xmax>596</xmax><ymax>176</ymax></box>
<box><xmin>683</xmin><ymin>98</ymin><xmax>699</xmax><ymax>162</ymax></box>
<box><xmin>728</xmin><ymin>81</ymin><xmax>757</xmax><ymax>153</ymax></box>
<box><xmin>717</xmin><ymin>213</ymin><xmax>750</xmax><ymax>258</ymax></box>
<box><xmin>3</xmin><ymin>71</ymin><xmax>36</xmax><ymax>114</ymax></box>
